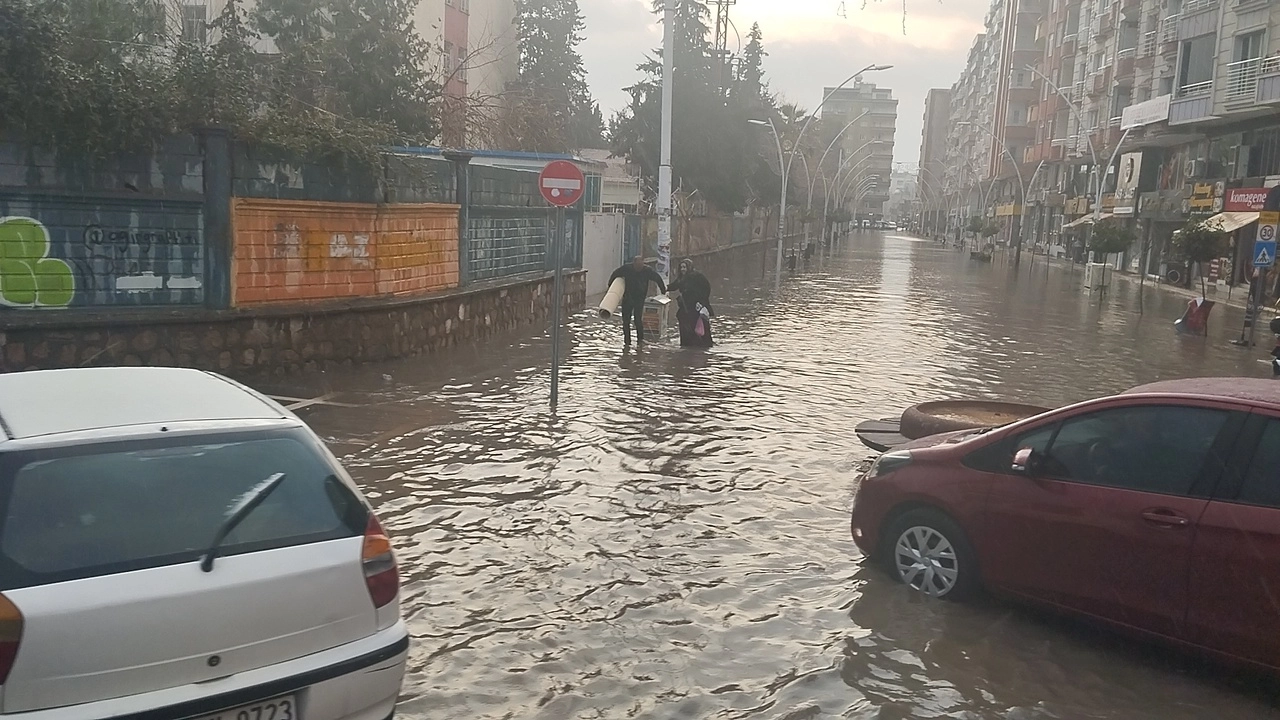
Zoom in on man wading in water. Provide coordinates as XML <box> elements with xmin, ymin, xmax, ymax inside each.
<box><xmin>608</xmin><ymin>256</ymin><xmax>667</xmax><ymax>347</ymax></box>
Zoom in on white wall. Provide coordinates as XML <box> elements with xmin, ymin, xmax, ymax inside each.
<box><xmin>468</xmin><ymin>0</ymin><xmax>519</xmax><ymax>103</ymax></box>
<box><xmin>584</xmin><ymin>214</ymin><xmax>625</xmax><ymax>298</ymax></box>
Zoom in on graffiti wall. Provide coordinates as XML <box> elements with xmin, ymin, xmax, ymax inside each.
<box><xmin>232</xmin><ymin>198</ymin><xmax>459</xmax><ymax>305</ymax></box>
<box><xmin>0</xmin><ymin>195</ymin><xmax>205</xmax><ymax>309</ymax></box>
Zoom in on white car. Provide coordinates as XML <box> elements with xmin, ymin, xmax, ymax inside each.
<box><xmin>0</xmin><ymin>367</ymin><xmax>407</xmax><ymax>719</ymax></box>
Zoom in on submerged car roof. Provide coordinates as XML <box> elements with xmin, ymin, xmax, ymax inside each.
<box><xmin>0</xmin><ymin>368</ymin><xmax>286</xmax><ymax>440</ymax></box>
<box><xmin>1124</xmin><ymin>377</ymin><xmax>1280</xmax><ymax>408</ymax></box>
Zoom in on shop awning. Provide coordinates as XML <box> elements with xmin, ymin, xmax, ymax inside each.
<box><xmin>1202</xmin><ymin>211</ymin><xmax>1259</xmax><ymax>234</ymax></box>
<box><xmin>1062</xmin><ymin>213</ymin><xmax>1114</xmax><ymax>229</ymax></box>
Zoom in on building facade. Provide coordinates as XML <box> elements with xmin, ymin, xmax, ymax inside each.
<box><xmin>822</xmin><ymin>80</ymin><xmax>899</xmax><ymax>222</ymax></box>
<box><xmin>933</xmin><ymin>0</ymin><xmax>1280</xmax><ymax>281</ymax></box>
<box><xmin>917</xmin><ymin>89</ymin><xmax>954</xmax><ymax>233</ymax></box>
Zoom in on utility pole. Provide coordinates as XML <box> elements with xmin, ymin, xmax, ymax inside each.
<box><xmin>711</xmin><ymin>0</ymin><xmax>737</xmax><ymax>95</ymax></box>
<box><xmin>657</xmin><ymin>1</ymin><xmax>675</xmax><ymax>285</ymax></box>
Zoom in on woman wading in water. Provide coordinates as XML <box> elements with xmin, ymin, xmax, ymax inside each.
<box><xmin>669</xmin><ymin>259</ymin><xmax>714</xmax><ymax>347</ymax></box>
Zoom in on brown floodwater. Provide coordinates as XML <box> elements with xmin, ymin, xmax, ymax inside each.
<box><xmin>261</xmin><ymin>233</ymin><xmax>1280</xmax><ymax>719</ymax></box>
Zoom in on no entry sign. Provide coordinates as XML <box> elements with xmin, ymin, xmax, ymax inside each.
<box><xmin>538</xmin><ymin>160</ymin><xmax>585</xmax><ymax>207</ymax></box>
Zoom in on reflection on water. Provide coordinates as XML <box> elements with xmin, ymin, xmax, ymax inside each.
<box><xmin>273</xmin><ymin>234</ymin><xmax>1280</xmax><ymax>719</ymax></box>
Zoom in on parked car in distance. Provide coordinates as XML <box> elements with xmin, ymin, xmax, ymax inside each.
<box><xmin>0</xmin><ymin>367</ymin><xmax>407</xmax><ymax>719</ymax></box>
<box><xmin>852</xmin><ymin>377</ymin><xmax>1280</xmax><ymax>672</ymax></box>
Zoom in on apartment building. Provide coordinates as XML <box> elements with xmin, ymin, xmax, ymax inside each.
<box><xmin>937</xmin><ymin>0</ymin><xmax>1280</xmax><ymax>273</ymax></box>
<box><xmin>822</xmin><ymin>80</ymin><xmax>899</xmax><ymax>222</ymax></box>
<box><xmin>918</xmin><ymin>88</ymin><xmax>953</xmax><ymax>233</ymax></box>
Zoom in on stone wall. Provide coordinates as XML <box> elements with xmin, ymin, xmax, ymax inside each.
<box><xmin>232</xmin><ymin>198</ymin><xmax>460</xmax><ymax>305</ymax></box>
<box><xmin>0</xmin><ymin>270</ymin><xmax>585</xmax><ymax>376</ymax></box>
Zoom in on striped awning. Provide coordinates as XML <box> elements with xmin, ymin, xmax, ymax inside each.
<box><xmin>1201</xmin><ymin>211</ymin><xmax>1259</xmax><ymax>234</ymax></box>
<box><xmin>1062</xmin><ymin>213</ymin><xmax>1114</xmax><ymax>229</ymax></box>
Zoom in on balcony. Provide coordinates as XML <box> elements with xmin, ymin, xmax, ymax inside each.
<box><xmin>1181</xmin><ymin>0</ymin><xmax>1217</xmax><ymax>16</ymax></box>
<box><xmin>1140</xmin><ymin>30</ymin><xmax>1158</xmax><ymax>57</ymax></box>
<box><xmin>1258</xmin><ymin>56</ymin><xmax>1280</xmax><ymax>104</ymax></box>
<box><xmin>1116</xmin><ymin>47</ymin><xmax>1137</xmax><ymax>76</ymax></box>
<box><xmin>1226</xmin><ymin>57</ymin><xmax>1262</xmax><ymax>104</ymax></box>
<box><xmin>1178</xmin><ymin>2</ymin><xmax>1218</xmax><ymax>40</ymax></box>
<box><xmin>1169</xmin><ymin>80</ymin><xmax>1216</xmax><ymax>124</ymax></box>
<box><xmin>1160</xmin><ymin>14</ymin><xmax>1180</xmax><ymax>43</ymax></box>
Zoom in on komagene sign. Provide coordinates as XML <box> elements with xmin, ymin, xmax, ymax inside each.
<box><xmin>1226</xmin><ymin>188</ymin><xmax>1271</xmax><ymax>212</ymax></box>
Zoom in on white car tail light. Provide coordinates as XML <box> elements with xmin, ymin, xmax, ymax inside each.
<box><xmin>362</xmin><ymin>515</ymin><xmax>399</xmax><ymax>608</ymax></box>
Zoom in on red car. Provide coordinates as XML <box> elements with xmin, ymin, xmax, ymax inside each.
<box><xmin>852</xmin><ymin>377</ymin><xmax>1280</xmax><ymax>671</ymax></box>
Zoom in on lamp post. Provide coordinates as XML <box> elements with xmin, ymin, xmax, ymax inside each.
<box><xmin>821</xmin><ymin>150</ymin><xmax>880</xmax><ymax>252</ymax></box>
<box><xmin>957</xmin><ymin>121</ymin><xmax>1028</xmax><ymax>266</ymax></box>
<box><xmin>749</xmin><ymin>63</ymin><xmax>891</xmax><ymax>291</ymax></box>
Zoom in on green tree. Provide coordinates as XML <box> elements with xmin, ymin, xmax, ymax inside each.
<box><xmin>609</xmin><ymin>0</ymin><xmax>759</xmax><ymax>213</ymax></box>
<box><xmin>253</xmin><ymin>0</ymin><xmax>438</xmax><ymax>144</ymax></box>
<box><xmin>1172</xmin><ymin>220</ymin><xmax>1228</xmax><ymax>298</ymax></box>
<box><xmin>734</xmin><ymin>22</ymin><xmax>767</xmax><ymax>108</ymax></box>
<box><xmin>508</xmin><ymin>0</ymin><xmax>602</xmax><ymax>151</ymax></box>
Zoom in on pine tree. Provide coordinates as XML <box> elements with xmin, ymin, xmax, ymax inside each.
<box><xmin>735</xmin><ymin>23</ymin><xmax>767</xmax><ymax>107</ymax></box>
<box><xmin>609</xmin><ymin>0</ymin><xmax>756</xmax><ymax>212</ymax></box>
<box><xmin>510</xmin><ymin>0</ymin><xmax>603</xmax><ymax>151</ymax></box>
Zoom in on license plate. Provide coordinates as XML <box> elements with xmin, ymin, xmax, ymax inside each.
<box><xmin>194</xmin><ymin>694</ymin><xmax>298</xmax><ymax>720</ymax></box>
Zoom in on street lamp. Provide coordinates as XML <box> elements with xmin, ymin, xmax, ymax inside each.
<box><xmin>749</xmin><ymin>63</ymin><xmax>892</xmax><ymax>290</ymax></box>
<box><xmin>957</xmin><ymin>121</ymin><xmax>1028</xmax><ymax>266</ymax></box>
<box><xmin>821</xmin><ymin>149</ymin><xmax>881</xmax><ymax>251</ymax></box>
<box><xmin>1023</xmin><ymin>64</ymin><xmax>1133</xmax><ymax>264</ymax></box>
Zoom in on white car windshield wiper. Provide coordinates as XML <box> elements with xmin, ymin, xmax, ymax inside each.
<box><xmin>201</xmin><ymin>473</ymin><xmax>287</xmax><ymax>572</ymax></box>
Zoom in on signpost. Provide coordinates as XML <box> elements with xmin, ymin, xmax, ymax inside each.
<box><xmin>538</xmin><ymin>160</ymin><xmax>586</xmax><ymax>412</ymax></box>
<box><xmin>1243</xmin><ymin>211</ymin><xmax>1280</xmax><ymax>347</ymax></box>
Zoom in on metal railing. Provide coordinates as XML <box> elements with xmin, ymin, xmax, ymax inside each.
<box><xmin>1181</xmin><ymin>0</ymin><xmax>1217</xmax><ymax>15</ymax></box>
<box><xmin>1177</xmin><ymin>80</ymin><xmax>1213</xmax><ymax>98</ymax></box>
<box><xmin>1117</xmin><ymin>46</ymin><xmax>1137</xmax><ymax>60</ymax></box>
<box><xmin>1161</xmin><ymin>14</ymin><xmax>1180</xmax><ymax>42</ymax></box>
<box><xmin>1226</xmin><ymin>58</ymin><xmax>1262</xmax><ymax>102</ymax></box>
<box><xmin>1140</xmin><ymin>30</ymin><xmax>1158</xmax><ymax>56</ymax></box>
<box><xmin>1109</xmin><ymin>116</ymin><xmax>1123</xmax><ymax>127</ymax></box>
<box><xmin>1262</xmin><ymin>55</ymin><xmax>1280</xmax><ymax>75</ymax></box>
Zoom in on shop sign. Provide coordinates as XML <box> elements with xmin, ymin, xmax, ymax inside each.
<box><xmin>1114</xmin><ymin>153</ymin><xmax>1142</xmax><ymax>216</ymax></box>
<box><xmin>1138</xmin><ymin>191</ymin><xmax>1185</xmax><ymax>221</ymax></box>
<box><xmin>1187</xmin><ymin>182</ymin><xmax>1217</xmax><ymax>213</ymax></box>
<box><xmin>1225</xmin><ymin>188</ymin><xmax>1270</xmax><ymax>212</ymax></box>
<box><xmin>1120</xmin><ymin>94</ymin><xmax>1171</xmax><ymax>129</ymax></box>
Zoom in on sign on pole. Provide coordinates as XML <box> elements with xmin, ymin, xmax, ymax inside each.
<box><xmin>539</xmin><ymin>160</ymin><xmax>586</xmax><ymax>207</ymax></box>
<box><xmin>1256</xmin><ymin>211</ymin><xmax>1279</xmax><ymax>269</ymax></box>
<box><xmin>537</xmin><ymin>161</ymin><xmax>585</xmax><ymax>411</ymax></box>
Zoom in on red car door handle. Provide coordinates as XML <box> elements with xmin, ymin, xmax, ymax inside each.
<box><xmin>1141</xmin><ymin>509</ymin><xmax>1190</xmax><ymax>527</ymax></box>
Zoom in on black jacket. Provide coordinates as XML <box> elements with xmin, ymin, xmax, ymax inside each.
<box><xmin>609</xmin><ymin>264</ymin><xmax>667</xmax><ymax>302</ymax></box>
<box><xmin>670</xmin><ymin>270</ymin><xmax>713</xmax><ymax>315</ymax></box>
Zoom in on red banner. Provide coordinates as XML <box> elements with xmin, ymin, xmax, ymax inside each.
<box><xmin>1225</xmin><ymin>188</ymin><xmax>1270</xmax><ymax>212</ymax></box>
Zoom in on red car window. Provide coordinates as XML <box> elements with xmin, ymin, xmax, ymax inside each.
<box><xmin>1041</xmin><ymin>406</ymin><xmax>1229</xmax><ymax>495</ymax></box>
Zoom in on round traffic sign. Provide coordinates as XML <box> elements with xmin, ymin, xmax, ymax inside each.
<box><xmin>1262</xmin><ymin>224</ymin><xmax>1276</xmax><ymax>241</ymax></box>
<box><xmin>538</xmin><ymin>160</ymin><xmax>586</xmax><ymax>207</ymax></box>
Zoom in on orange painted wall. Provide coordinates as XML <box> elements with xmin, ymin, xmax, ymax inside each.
<box><xmin>232</xmin><ymin>199</ymin><xmax>460</xmax><ymax>305</ymax></box>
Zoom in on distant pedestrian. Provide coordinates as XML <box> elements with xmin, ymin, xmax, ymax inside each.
<box><xmin>670</xmin><ymin>259</ymin><xmax>714</xmax><ymax>348</ymax></box>
<box><xmin>803</xmin><ymin>242</ymin><xmax>815</xmax><ymax>265</ymax></box>
<box><xmin>608</xmin><ymin>256</ymin><xmax>667</xmax><ymax>347</ymax></box>
<box><xmin>787</xmin><ymin>252</ymin><xmax>798</xmax><ymax>272</ymax></box>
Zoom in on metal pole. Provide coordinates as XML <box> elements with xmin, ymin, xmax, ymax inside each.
<box><xmin>766</xmin><ymin>118</ymin><xmax>787</xmax><ymax>291</ymax></box>
<box><xmin>656</xmin><ymin>1</ymin><xmax>675</xmax><ymax>287</ymax></box>
<box><xmin>550</xmin><ymin>206</ymin><xmax>564</xmax><ymax>411</ymax></box>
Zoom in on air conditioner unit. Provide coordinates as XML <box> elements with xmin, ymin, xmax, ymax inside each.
<box><xmin>1185</xmin><ymin>159</ymin><xmax>1206</xmax><ymax>179</ymax></box>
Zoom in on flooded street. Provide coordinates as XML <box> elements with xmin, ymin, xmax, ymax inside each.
<box><xmin>266</xmin><ymin>233</ymin><xmax>1279</xmax><ymax>719</ymax></box>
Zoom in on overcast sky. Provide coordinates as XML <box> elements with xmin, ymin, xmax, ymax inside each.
<box><xmin>579</xmin><ymin>0</ymin><xmax>989</xmax><ymax>165</ymax></box>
